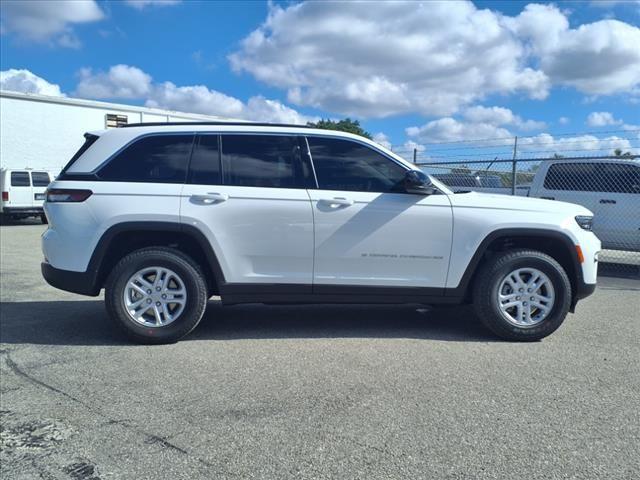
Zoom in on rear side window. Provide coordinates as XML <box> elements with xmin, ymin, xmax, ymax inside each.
<box><xmin>188</xmin><ymin>135</ymin><xmax>221</xmax><ymax>185</ymax></box>
<box><xmin>11</xmin><ymin>172</ymin><xmax>30</xmax><ymax>187</ymax></box>
<box><xmin>60</xmin><ymin>133</ymin><xmax>100</xmax><ymax>174</ymax></box>
<box><xmin>308</xmin><ymin>137</ymin><xmax>406</xmax><ymax>192</ymax></box>
<box><xmin>221</xmin><ymin>135</ymin><xmax>305</xmax><ymax>188</ymax></box>
<box><xmin>544</xmin><ymin>162</ymin><xmax>640</xmax><ymax>193</ymax></box>
<box><xmin>31</xmin><ymin>172</ymin><xmax>51</xmax><ymax>187</ymax></box>
<box><xmin>99</xmin><ymin>134</ymin><xmax>193</xmax><ymax>183</ymax></box>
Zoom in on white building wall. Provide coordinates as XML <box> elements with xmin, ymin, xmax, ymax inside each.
<box><xmin>0</xmin><ymin>91</ymin><xmax>235</xmax><ymax>174</ymax></box>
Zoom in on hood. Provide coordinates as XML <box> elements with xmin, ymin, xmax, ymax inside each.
<box><xmin>448</xmin><ymin>191</ymin><xmax>593</xmax><ymax>216</ymax></box>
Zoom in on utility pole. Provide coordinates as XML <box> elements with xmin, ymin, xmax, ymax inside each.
<box><xmin>511</xmin><ymin>136</ymin><xmax>518</xmax><ymax>196</ymax></box>
<box><xmin>413</xmin><ymin>148</ymin><xmax>417</xmax><ymax>163</ymax></box>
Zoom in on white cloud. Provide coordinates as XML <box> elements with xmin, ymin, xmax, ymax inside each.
<box><xmin>586</xmin><ymin>111</ymin><xmax>622</xmax><ymax>127</ymax></box>
<box><xmin>124</xmin><ymin>0</ymin><xmax>181</xmax><ymax>10</ymax></box>
<box><xmin>76</xmin><ymin>65</ymin><xmax>153</xmax><ymax>99</ymax></box>
<box><xmin>0</xmin><ymin>69</ymin><xmax>64</xmax><ymax>96</ymax></box>
<box><xmin>0</xmin><ymin>0</ymin><xmax>104</xmax><ymax>47</ymax></box>
<box><xmin>406</xmin><ymin>117</ymin><xmax>513</xmax><ymax>144</ymax></box>
<box><xmin>372</xmin><ymin>132</ymin><xmax>392</xmax><ymax>149</ymax></box>
<box><xmin>519</xmin><ymin>133</ymin><xmax>637</xmax><ymax>155</ymax></box>
<box><xmin>230</xmin><ymin>1</ymin><xmax>550</xmax><ymax>118</ymax></box>
<box><xmin>507</xmin><ymin>4</ymin><xmax>640</xmax><ymax>96</ymax></box>
<box><xmin>558</xmin><ymin>116</ymin><xmax>570</xmax><ymax>125</ymax></box>
<box><xmin>230</xmin><ymin>1</ymin><xmax>640</xmax><ymax>118</ymax></box>
<box><xmin>73</xmin><ymin>64</ymin><xmax>314</xmax><ymax>124</ymax></box>
<box><xmin>462</xmin><ymin>106</ymin><xmax>545</xmax><ymax>130</ymax></box>
<box><xmin>405</xmin><ymin>106</ymin><xmax>544</xmax><ymax>144</ymax></box>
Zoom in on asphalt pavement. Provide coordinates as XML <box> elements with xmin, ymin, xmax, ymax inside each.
<box><xmin>1</xmin><ymin>223</ymin><xmax>639</xmax><ymax>479</ymax></box>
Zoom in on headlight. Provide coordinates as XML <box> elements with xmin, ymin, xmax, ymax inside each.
<box><xmin>575</xmin><ymin>215</ymin><xmax>593</xmax><ymax>231</ymax></box>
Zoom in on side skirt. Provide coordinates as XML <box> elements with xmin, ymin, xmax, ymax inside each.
<box><xmin>219</xmin><ymin>283</ymin><xmax>465</xmax><ymax>306</ymax></box>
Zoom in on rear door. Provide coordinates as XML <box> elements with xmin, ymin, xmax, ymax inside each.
<box><xmin>9</xmin><ymin>171</ymin><xmax>32</xmax><ymax>207</ymax></box>
<box><xmin>30</xmin><ymin>171</ymin><xmax>51</xmax><ymax>207</ymax></box>
<box><xmin>180</xmin><ymin>133</ymin><xmax>315</xmax><ymax>286</ymax></box>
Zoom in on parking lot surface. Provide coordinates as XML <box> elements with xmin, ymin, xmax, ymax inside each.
<box><xmin>1</xmin><ymin>223</ymin><xmax>639</xmax><ymax>479</ymax></box>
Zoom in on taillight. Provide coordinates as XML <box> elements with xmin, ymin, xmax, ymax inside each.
<box><xmin>46</xmin><ymin>189</ymin><xmax>93</xmax><ymax>203</ymax></box>
<box><xmin>1</xmin><ymin>191</ymin><xmax>8</xmax><ymax>201</ymax></box>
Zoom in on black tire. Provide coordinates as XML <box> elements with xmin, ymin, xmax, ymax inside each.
<box><xmin>472</xmin><ymin>249</ymin><xmax>572</xmax><ymax>341</ymax></box>
<box><xmin>40</xmin><ymin>213</ymin><xmax>48</xmax><ymax>224</ymax></box>
<box><xmin>105</xmin><ymin>247</ymin><xmax>208</xmax><ymax>344</ymax></box>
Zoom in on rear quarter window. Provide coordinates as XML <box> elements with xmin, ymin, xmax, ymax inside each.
<box><xmin>98</xmin><ymin>134</ymin><xmax>193</xmax><ymax>183</ymax></box>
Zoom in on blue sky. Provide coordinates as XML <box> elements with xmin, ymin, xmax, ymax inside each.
<box><xmin>1</xmin><ymin>0</ymin><xmax>639</xmax><ymax>159</ymax></box>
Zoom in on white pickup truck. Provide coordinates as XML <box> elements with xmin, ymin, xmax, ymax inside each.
<box><xmin>430</xmin><ymin>158</ymin><xmax>640</xmax><ymax>252</ymax></box>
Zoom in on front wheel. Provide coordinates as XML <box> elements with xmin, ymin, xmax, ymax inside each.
<box><xmin>472</xmin><ymin>249</ymin><xmax>572</xmax><ymax>341</ymax></box>
<box><xmin>105</xmin><ymin>247</ymin><xmax>208</xmax><ymax>344</ymax></box>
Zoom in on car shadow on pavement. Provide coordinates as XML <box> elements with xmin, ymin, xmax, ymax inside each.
<box><xmin>0</xmin><ymin>300</ymin><xmax>497</xmax><ymax>346</ymax></box>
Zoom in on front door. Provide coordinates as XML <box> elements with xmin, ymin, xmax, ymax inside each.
<box><xmin>306</xmin><ymin>136</ymin><xmax>453</xmax><ymax>289</ymax></box>
<box><xmin>180</xmin><ymin>134</ymin><xmax>315</xmax><ymax>286</ymax></box>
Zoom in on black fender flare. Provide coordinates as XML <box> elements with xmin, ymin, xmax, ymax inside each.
<box><xmin>87</xmin><ymin>221</ymin><xmax>227</xmax><ymax>294</ymax></box>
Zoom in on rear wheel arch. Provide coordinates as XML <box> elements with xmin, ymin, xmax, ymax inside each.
<box><xmin>89</xmin><ymin>222</ymin><xmax>225</xmax><ymax>296</ymax></box>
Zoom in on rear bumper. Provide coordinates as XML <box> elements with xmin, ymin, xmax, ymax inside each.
<box><xmin>41</xmin><ymin>262</ymin><xmax>100</xmax><ymax>297</ymax></box>
<box><xmin>2</xmin><ymin>206</ymin><xmax>43</xmax><ymax>215</ymax></box>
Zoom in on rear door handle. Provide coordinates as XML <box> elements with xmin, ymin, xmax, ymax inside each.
<box><xmin>319</xmin><ymin>197</ymin><xmax>354</xmax><ymax>207</ymax></box>
<box><xmin>599</xmin><ymin>199</ymin><xmax>616</xmax><ymax>204</ymax></box>
<box><xmin>191</xmin><ymin>192</ymin><xmax>229</xmax><ymax>204</ymax></box>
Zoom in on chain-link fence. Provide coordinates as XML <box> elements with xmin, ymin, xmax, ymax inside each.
<box><xmin>388</xmin><ymin>132</ymin><xmax>639</xmax><ymax>278</ymax></box>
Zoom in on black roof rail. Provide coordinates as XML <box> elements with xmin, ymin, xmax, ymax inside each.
<box><xmin>120</xmin><ymin>121</ymin><xmax>312</xmax><ymax>129</ymax></box>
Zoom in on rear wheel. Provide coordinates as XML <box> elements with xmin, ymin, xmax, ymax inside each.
<box><xmin>472</xmin><ymin>249</ymin><xmax>572</xmax><ymax>341</ymax></box>
<box><xmin>105</xmin><ymin>247</ymin><xmax>208</xmax><ymax>344</ymax></box>
<box><xmin>40</xmin><ymin>213</ymin><xmax>48</xmax><ymax>224</ymax></box>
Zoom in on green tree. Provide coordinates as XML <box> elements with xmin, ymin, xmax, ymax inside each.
<box><xmin>614</xmin><ymin>148</ymin><xmax>633</xmax><ymax>158</ymax></box>
<box><xmin>306</xmin><ymin>118</ymin><xmax>372</xmax><ymax>139</ymax></box>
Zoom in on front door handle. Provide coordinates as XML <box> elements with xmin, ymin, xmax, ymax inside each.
<box><xmin>191</xmin><ymin>192</ymin><xmax>229</xmax><ymax>204</ymax></box>
<box><xmin>319</xmin><ymin>197</ymin><xmax>354</xmax><ymax>207</ymax></box>
<box><xmin>599</xmin><ymin>199</ymin><xmax>616</xmax><ymax>204</ymax></box>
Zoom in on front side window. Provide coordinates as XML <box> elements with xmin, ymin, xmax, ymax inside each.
<box><xmin>307</xmin><ymin>137</ymin><xmax>407</xmax><ymax>192</ymax></box>
<box><xmin>221</xmin><ymin>134</ymin><xmax>305</xmax><ymax>188</ymax></box>
<box><xmin>98</xmin><ymin>134</ymin><xmax>193</xmax><ymax>183</ymax></box>
<box><xmin>11</xmin><ymin>172</ymin><xmax>30</xmax><ymax>187</ymax></box>
<box><xmin>31</xmin><ymin>172</ymin><xmax>51</xmax><ymax>187</ymax></box>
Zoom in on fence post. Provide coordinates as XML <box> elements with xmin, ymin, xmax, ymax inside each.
<box><xmin>511</xmin><ymin>136</ymin><xmax>518</xmax><ymax>195</ymax></box>
<box><xmin>413</xmin><ymin>148</ymin><xmax>417</xmax><ymax>163</ymax></box>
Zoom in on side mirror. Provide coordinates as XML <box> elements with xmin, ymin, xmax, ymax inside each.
<box><xmin>403</xmin><ymin>170</ymin><xmax>436</xmax><ymax>195</ymax></box>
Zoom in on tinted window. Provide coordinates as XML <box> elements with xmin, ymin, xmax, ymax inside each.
<box><xmin>99</xmin><ymin>134</ymin><xmax>193</xmax><ymax>183</ymax></box>
<box><xmin>31</xmin><ymin>172</ymin><xmax>51</xmax><ymax>187</ymax></box>
<box><xmin>221</xmin><ymin>135</ymin><xmax>304</xmax><ymax>188</ymax></box>
<box><xmin>11</xmin><ymin>171</ymin><xmax>30</xmax><ymax>187</ymax></box>
<box><xmin>544</xmin><ymin>162</ymin><xmax>640</xmax><ymax>193</ymax></box>
<box><xmin>188</xmin><ymin>135</ymin><xmax>221</xmax><ymax>185</ymax></box>
<box><xmin>308</xmin><ymin>137</ymin><xmax>406</xmax><ymax>192</ymax></box>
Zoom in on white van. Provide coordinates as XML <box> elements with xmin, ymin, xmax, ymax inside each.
<box><xmin>528</xmin><ymin>159</ymin><xmax>640</xmax><ymax>251</ymax></box>
<box><xmin>0</xmin><ymin>168</ymin><xmax>54</xmax><ymax>223</ymax></box>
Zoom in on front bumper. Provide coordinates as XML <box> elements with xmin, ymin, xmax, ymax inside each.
<box><xmin>41</xmin><ymin>262</ymin><xmax>100</xmax><ymax>297</ymax></box>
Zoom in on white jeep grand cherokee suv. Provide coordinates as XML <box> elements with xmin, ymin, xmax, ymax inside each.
<box><xmin>41</xmin><ymin>123</ymin><xmax>600</xmax><ymax>344</ymax></box>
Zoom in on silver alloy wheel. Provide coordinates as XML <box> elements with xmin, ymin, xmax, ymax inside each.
<box><xmin>497</xmin><ymin>267</ymin><xmax>555</xmax><ymax>327</ymax></box>
<box><xmin>123</xmin><ymin>266</ymin><xmax>187</xmax><ymax>327</ymax></box>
